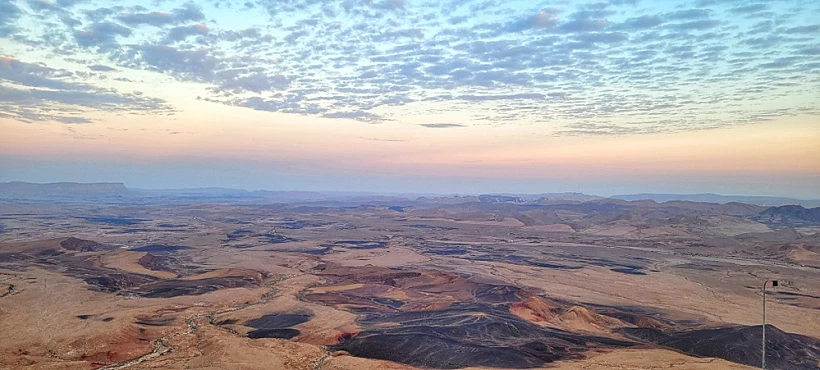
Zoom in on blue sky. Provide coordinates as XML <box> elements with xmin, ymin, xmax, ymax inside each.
<box><xmin>1</xmin><ymin>0</ymin><xmax>819</xmax><ymax>196</ymax></box>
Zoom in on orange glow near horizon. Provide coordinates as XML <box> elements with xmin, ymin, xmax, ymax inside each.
<box><xmin>2</xmin><ymin>106</ymin><xmax>819</xmax><ymax>181</ymax></box>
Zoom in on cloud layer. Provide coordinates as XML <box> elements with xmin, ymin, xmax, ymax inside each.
<box><xmin>0</xmin><ymin>56</ymin><xmax>172</xmax><ymax>123</ymax></box>
<box><xmin>1</xmin><ymin>0</ymin><xmax>818</xmax><ymax>134</ymax></box>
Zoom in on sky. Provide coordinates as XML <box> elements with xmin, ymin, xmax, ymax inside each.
<box><xmin>0</xmin><ymin>0</ymin><xmax>819</xmax><ymax>197</ymax></box>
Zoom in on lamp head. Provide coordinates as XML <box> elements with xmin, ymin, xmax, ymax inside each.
<box><xmin>772</xmin><ymin>280</ymin><xmax>778</xmax><ymax>287</ymax></box>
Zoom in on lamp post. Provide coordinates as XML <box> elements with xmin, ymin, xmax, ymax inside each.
<box><xmin>762</xmin><ymin>279</ymin><xmax>778</xmax><ymax>369</ymax></box>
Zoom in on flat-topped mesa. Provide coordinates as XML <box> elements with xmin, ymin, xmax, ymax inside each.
<box><xmin>0</xmin><ymin>181</ymin><xmax>129</xmax><ymax>198</ymax></box>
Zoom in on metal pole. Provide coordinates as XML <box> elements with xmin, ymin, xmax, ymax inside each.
<box><xmin>762</xmin><ymin>280</ymin><xmax>767</xmax><ymax>370</ymax></box>
<box><xmin>761</xmin><ymin>279</ymin><xmax>777</xmax><ymax>370</ymax></box>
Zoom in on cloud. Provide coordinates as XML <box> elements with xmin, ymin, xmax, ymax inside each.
<box><xmin>758</xmin><ymin>57</ymin><xmax>798</xmax><ymax>69</ymax></box>
<box><xmin>558</xmin><ymin>18</ymin><xmax>609</xmax><ymax>33</ymax></box>
<box><xmin>340</xmin><ymin>0</ymin><xmax>407</xmax><ymax>13</ymax></box>
<box><xmin>784</xmin><ymin>24</ymin><xmax>820</xmax><ymax>34</ymax></box>
<box><xmin>130</xmin><ymin>45</ymin><xmax>221</xmax><ymax>81</ymax></box>
<box><xmin>0</xmin><ymin>0</ymin><xmax>22</xmax><ymax>36</ymax></box>
<box><xmin>237</xmin><ymin>95</ymin><xmax>325</xmax><ymax>116</ymax></box>
<box><xmin>88</xmin><ymin>64</ymin><xmax>117</xmax><ymax>72</ymax></box>
<box><xmin>0</xmin><ymin>86</ymin><xmax>169</xmax><ymax>122</ymax></box>
<box><xmin>220</xmin><ymin>27</ymin><xmax>263</xmax><ymax>41</ymax></box>
<box><xmin>74</xmin><ymin>22</ymin><xmax>132</xmax><ymax>49</ymax></box>
<box><xmin>555</xmin><ymin>122</ymin><xmax>650</xmax><ymax>136</ymax></box>
<box><xmin>214</xmin><ymin>71</ymin><xmax>290</xmax><ymax>93</ymax></box>
<box><xmin>164</xmin><ymin>23</ymin><xmax>209</xmax><ymax>43</ymax></box>
<box><xmin>370</xmin><ymin>0</ymin><xmax>408</xmax><ymax>11</ymax></box>
<box><xmin>26</xmin><ymin>0</ymin><xmax>57</xmax><ymax>12</ymax></box>
<box><xmin>118</xmin><ymin>4</ymin><xmax>204</xmax><ymax>27</ymax></box>
<box><xmin>668</xmin><ymin>19</ymin><xmax>721</xmax><ymax>31</ymax></box>
<box><xmin>797</xmin><ymin>47</ymin><xmax>820</xmax><ymax>55</ymax></box>
<box><xmin>728</xmin><ymin>3</ymin><xmax>767</xmax><ymax>14</ymax></box>
<box><xmin>323</xmin><ymin>111</ymin><xmax>383</xmax><ymax>122</ymax></box>
<box><xmin>1</xmin><ymin>56</ymin><xmax>78</xmax><ymax>89</ymax></box>
<box><xmin>359</xmin><ymin>137</ymin><xmax>404</xmax><ymax>142</ymax></box>
<box><xmin>664</xmin><ymin>9</ymin><xmax>712</xmax><ymax>20</ymax></box>
<box><xmin>615</xmin><ymin>15</ymin><xmax>663</xmax><ymax>30</ymax></box>
<box><xmin>0</xmin><ymin>56</ymin><xmax>173</xmax><ymax>123</ymax></box>
<box><xmin>457</xmin><ymin>93</ymin><xmax>545</xmax><ymax>102</ymax></box>
<box><xmin>3</xmin><ymin>0</ymin><xmax>819</xmax><ymax>135</ymax></box>
<box><xmin>577</xmin><ymin>32</ymin><xmax>628</xmax><ymax>44</ymax></box>
<box><xmin>118</xmin><ymin>12</ymin><xmax>174</xmax><ymax>27</ymax></box>
<box><xmin>506</xmin><ymin>10</ymin><xmax>558</xmax><ymax>32</ymax></box>
<box><xmin>419</xmin><ymin>123</ymin><xmax>465</xmax><ymax>128</ymax></box>
<box><xmin>56</xmin><ymin>0</ymin><xmax>82</xmax><ymax>7</ymax></box>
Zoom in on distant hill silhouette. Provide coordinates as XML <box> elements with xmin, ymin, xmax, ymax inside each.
<box><xmin>611</xmin><ymin>193</ymin><xmax>820</xmax><ymax>207</ymax></box>
<box><xmin>754</xmin><ymin>205</ymin><xmax>820</xmax><ymax>226</ymax></box>
<box><xmin>2</xmin><ymin>181</ymin><xmax>818</xmax><ymax>208</ymax></box>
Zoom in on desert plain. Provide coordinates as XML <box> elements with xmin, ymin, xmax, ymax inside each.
<box><xmin>1</xmin><ymin>185</ymin><xmax>819</xmax><ymax>369</ymax></box>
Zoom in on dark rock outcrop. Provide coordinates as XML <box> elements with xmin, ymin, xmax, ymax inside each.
<box><xmin>620</xmin><ymin>325</ymin><xmax>820</xmax><ymax>369</ymax></box>
<box><xmin>60</xmin><ymin>237</ymin><xmax>106</xmax><ymax>252</ymax></box>
<box><xmin>754</xmin><ymin>205</ymin><xmax>820</xmax><ymax>226</ymax></box>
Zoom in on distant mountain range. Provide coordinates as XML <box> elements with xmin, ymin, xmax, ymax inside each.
<box><xmin>1</xmin><ymin>182</ymin><xmax>818</xmax><ymax>208</ymax></box>
<box><xmin>482</xmin><ymin>192</ymin><xmax>603</xmax><ymax>202</ymax></box>
<box><xmin>610</xmin><ymin>193</ymin><xmax>820</xmax><ymax>207</ymax></box>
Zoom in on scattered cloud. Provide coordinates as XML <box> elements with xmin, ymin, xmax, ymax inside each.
<box><xmin>559</xmin><ymin>17</ymin><xmax>609</xmax><ymax>33</ymax></box>
<box><xmin>0</xmin><ymin>0</ymin><xmax>22</xmax><ymax>36</ymax></box>
<box><xmin>118</xmin><ymin>4</ymin><xmax>204</xmax><ymax>27</ymax></box>
<box><xmin>359</xmin><ymin>136</ymin><xmax>405</xmax><ymax>142</ymax></box>
<box><xmin>615</xmin><ymin>15</ymin><xmax>663</xmax><ymax>30</ymax></box>
<box><xmin>728</xmin><ymin>3</ymin><xmax>767</xmax><ymax>14</ymax></box>
<box><xmin>214</xmin><ymin>71</ymin><xmax>289</xmax><ymax>93</ymax></box>
<box><xmin>0</xmin><ymin>0</ymin><xmax>818</xmax><ymax>133</ymax></box>
<box><xmin>664</xmin><ymin>9</ymin><xmax>712</xmax><ymax>20</ymax></box>
<box><xmin>323</xmin><ymin>111</ymin><xmax>383</xmax><ymax>123</ymax></box>
<box><xmin>74</xmin><ymin>22</ymin><xmax>132</xmax><ymax>49</ymax></box>
<box><xmin>130</xmin><ymin>45</ymin><xmax>221</xmax><ymax>81</ymax></box>
<box><xmin>784</xmin><ymin>24</ymin><xmax>820</xmax><ymax>34</ymax></box>
<box><xmin>506</xmin><ymin>10</ymin><xmax>559</xmax><ymax>32</ymax></box>
<box><xmin>668</xmin><ymin>19</ymin><xmax>721</xmax><ymax>31</ymax></box>
<box><xmin>577</xmin><ymin>32</ymin><xmax>628</xmax><ymax>44</ymax></box>
<box><xmin>88</xmin><ymin>64</ymin><xmax>117</xmax><ymax>72</ymax></box>
<box><xmin>0</xmin><ymin>56</ymin><xmax>173</xmax><ymax>123</ymax></box>
<box><xmin>419</xmin><ymin>123</ymin><xmax>466</xmax><ymax>129</ymax></box>
<box><xmin>164</xmin><ymin>23</ymin><xmax>209</xmax><ymax>43</ymax></box>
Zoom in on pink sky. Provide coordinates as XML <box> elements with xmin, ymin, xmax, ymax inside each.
<box><xmin>2</xmin><ymin>105</ymin><xmax>818</xmax><ymax>197</ymax></box>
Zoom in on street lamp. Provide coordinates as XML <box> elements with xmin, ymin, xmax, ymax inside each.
<box><xmin>762</xmin><ymin>279</ymin><xmax>778</xmax><ymax>370</ymax></box>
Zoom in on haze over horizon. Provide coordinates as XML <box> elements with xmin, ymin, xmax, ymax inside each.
<box><xmin>1</xmin><ymin>0</ymin><xmax>819</xmax><ymax>197</ymax></box>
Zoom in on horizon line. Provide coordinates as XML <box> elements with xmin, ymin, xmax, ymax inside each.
<box><xmin>2</xmin><ymin>180</ymin><xmax>819</xmax><ymax>201</ymax></box>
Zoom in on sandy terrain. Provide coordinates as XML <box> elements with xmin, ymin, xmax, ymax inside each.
<box><xmin>101</xmin><ymin>250</ymin><xmax>178</xmax><ymax>279</ymax></box>
<box><xmin>1</xmin><ymin>197</ymin><xmax>819</xmax><ymax>369</ymax></box>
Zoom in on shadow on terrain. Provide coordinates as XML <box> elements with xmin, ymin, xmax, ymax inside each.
<box><xmin>620</xmin><ymin>325</ymin><xmax>820</xmax><ymax>369</ymax></box>
<box><xmin>245</xmin><ymin>313</ymin><xmax>311</xmax><ymax>339</ymax></box>
<box><xmin>333</xmin><ymin>303</ymin><xmax>632</xmax><ymax>369</ymax></box>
